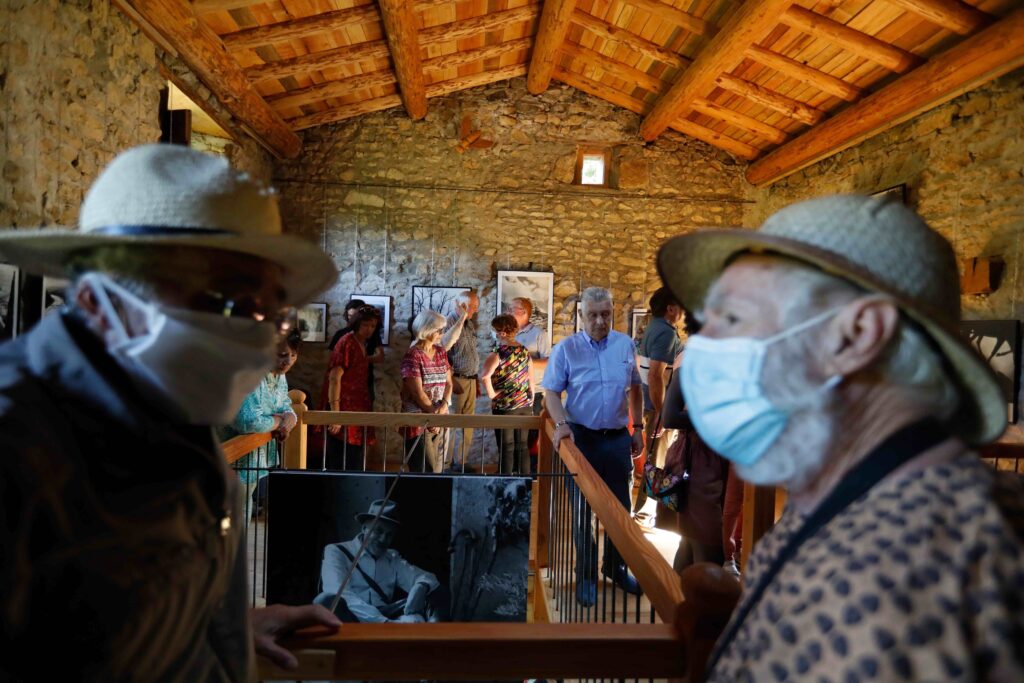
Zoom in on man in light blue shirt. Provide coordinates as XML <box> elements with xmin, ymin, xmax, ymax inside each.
<box><xmin>543</xmin><ymin>287</ymin><xmax>644</xmax><ymax>605</ymax></box>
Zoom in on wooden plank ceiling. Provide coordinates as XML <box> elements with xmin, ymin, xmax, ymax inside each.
<box><xmin>115</xmin><ymin>0</ymin><xmax>1024</xmax><ymax>184</ymax></box>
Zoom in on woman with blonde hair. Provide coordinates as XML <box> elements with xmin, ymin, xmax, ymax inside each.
<box><xmin>401</xmin><ymin>309</ymin><xmax>453</xmax><ymax>472</ymax></box>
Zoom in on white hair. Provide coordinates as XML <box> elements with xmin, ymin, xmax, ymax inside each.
<box><xmin>455</xmin><ymin>290</ymin><xmax>477</xmax><ymax>306</ymax></box>
<box><xmin>411</xmin><ymin>309</ymin><xmax>445</xmax><ymax>341</ymax></box>
<box><xmin>580</xmin><ymin>286</ymin><xmax>612</xmax><ymax>312</ymax></box>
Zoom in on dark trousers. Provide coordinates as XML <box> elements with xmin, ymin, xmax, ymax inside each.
<box><xmin>493</xmin><ymin>406</ymin><xmax>532</xmax><ymax>474</ymax></box>
<box><xmin>569</xmin><ymin>424</ymin><xmax>633</xmax><ymax>581</ymax></box>
<box><xmin>326</xmin><ymin>438</ymin><xmax>364</xmax><ymax>471</ymax></box>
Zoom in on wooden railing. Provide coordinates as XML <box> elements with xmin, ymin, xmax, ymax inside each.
<box><xmin>242</xmin><ymin>404</ymin><xmax>741</xmax><ymax>681</ymax></box>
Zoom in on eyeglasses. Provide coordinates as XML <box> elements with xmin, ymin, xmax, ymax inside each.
<box><xmin>196</xmin><ymin>290</ymin><xmax>296</xmax><ymax>335</ymax></box>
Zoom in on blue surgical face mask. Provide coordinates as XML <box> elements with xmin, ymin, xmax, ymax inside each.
<box><xmin>680</xmin><ymin>306</ymin><xmax>844</xmax><ymax>466</ymax></box>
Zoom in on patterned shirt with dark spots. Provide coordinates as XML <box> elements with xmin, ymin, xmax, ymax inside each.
<box><xmin>708</xmin><ymin>455</ymin><xmax>1024</xmax><ymax>683</ymax></box>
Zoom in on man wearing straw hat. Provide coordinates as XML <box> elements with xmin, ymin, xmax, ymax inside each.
<box><xmin>314</xmin><ymin>499</ymin><xmax>441</xmax><ymax>623</ymax></box>
<box><xmin>0</xmin><ymin>145</ymin><xmax>342</xmax><ymax>680</ymax></box>
<box><xmin>659</xmin><ymin>195</ymin><xmax>1024</xmax><ymax>681</ymax></box>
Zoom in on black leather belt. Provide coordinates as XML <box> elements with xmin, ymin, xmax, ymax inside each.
<box><xmin>454</xmin><ymin>374</ymin><xmax>478</xmax><ymax>380</ymax></box>
<box><xmin>570</xmin><ymin>423</ymin><xmax>628</xmax><ymax>436</ymax></box>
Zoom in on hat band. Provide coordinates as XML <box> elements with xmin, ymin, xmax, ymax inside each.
<box><xmin>90</xmin><ymin>225</ymin><xmax>235</xmax><ymax>237</ymax></box>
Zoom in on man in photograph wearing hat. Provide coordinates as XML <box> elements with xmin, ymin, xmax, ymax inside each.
<box><xmin>659</xmin><ymin>195</ymin><xmax>1024</xmax><ymax>681</ymax></box>
<box><xmin>314</xmin><ymin>500</ymin><xmax>442</xmax><ymax>623</ymax></box>
<box><xmin>0</xmin><ymin>144</ymin><xmax>341</xmax><ymax>680</ymax></box>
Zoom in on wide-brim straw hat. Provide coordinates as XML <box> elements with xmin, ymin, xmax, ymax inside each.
<box><xmin>657</xmin><ymin>194</ymin><xmax>1006</xmax><ymax>445</ymax></box>
<box><xmin>355</xmin><ymin>499</ymin><xmax>401</xmax><ymax>526</ymax></box>
<box><xmin>0</xmin><ymin>144</ymin><xmax>335</xmax><ymax>306</ymax></box>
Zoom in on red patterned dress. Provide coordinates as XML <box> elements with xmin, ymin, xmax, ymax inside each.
<box><xmin>319</xmin><ymin>332</ymin><xmax>375</xmax><ymax>446</ymax></box>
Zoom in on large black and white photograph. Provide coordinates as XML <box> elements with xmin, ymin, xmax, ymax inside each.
<box><xmin>42</xmin><ymin>276</ymin><xmax>69</xmax><ymax>319</ymax></box>
<box><xmin>497</xmin><ymin>270</ymin><xmax>553</xmax><ymax>347</ymax></box>
<box><xmin>297</xmin><ymin>302</ymin><xmax>328</xmax><ymax>343</ymax></box>
<box><xmin>960</xmin><ymin>319</ymin><xmax>1020</xmax><ymax>422</ymax></box>
<box><xmin>630</xmin><ymin>307</ymin><xmax>650</xmax><ymax>343</ymax></box>
<box><xmin>266</xmin><ymin>472</ymin><xmax>530</xmax><ymax>623</ymax></box>
<box><xmin>0</xmin><ymin>264</ymin><xmax>19</xmax><ymax>341</ymax></box>
<box><xmin>412</xmin><ymin>285</ymin><xmax>470</xmax><ymax>321</ymax></box>
<box><xmin>351</xmin><ymin>293</ymin><xmax>392</xmax><ymax>346</ymax></box>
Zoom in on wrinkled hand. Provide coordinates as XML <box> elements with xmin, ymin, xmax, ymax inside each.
<box><xmin>455</xmin><ymin>300</ymin><xmax>469</xmax><ymax>316</ymax></box>
<box><xmin>434</xmin><ymin>401</ymin><xmax>449</xmax><ymax>415</ymax></box>
<box><xmin>251</xmin><ymin>604</ymin><xmax>341</xmax><ymax>670</ymax></box>
<box><xmin>275</xmin><ymin>412</ymin><xmax>297</xmax><ymax>439</ymax></box>
<box><xmin>630</xmin><ymin>430</ymin><xmax>644</xmax><ymax>460</ymax></box>
<box><xmin>404</xmin><ymin>583</ymin><xmax>429</xmax><ymax>616</ymax></box>
<box><xmin>552</xmin><ymin>423</ymin><xmax>574</xmax><ymax>447</ymax></box>
<box><xmin>327</xmin><ymin>424</ymin><xmax>342</xmax><ymax>436</ymax></box>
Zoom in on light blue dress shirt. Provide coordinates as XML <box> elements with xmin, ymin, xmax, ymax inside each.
<box><xmin>542</xmin><ymin>330</ymin><xmax>641</xmax><ymax>430</ymax></box>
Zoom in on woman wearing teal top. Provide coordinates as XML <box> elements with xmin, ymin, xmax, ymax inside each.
<box><xmin>480</xmin><ymin>314</ymin><xmax>535</xmax><ymax>474</ymax></box>
<box><xmin>223</xmin><ymin>330</ymin><xmax>301</xmax><ymax>518</ymax></box>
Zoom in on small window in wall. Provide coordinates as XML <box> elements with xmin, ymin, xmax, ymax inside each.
<box><xmin>575</xmin><ymin>147</ymin><xmax>610</xmax><ymax>186</ymax></box>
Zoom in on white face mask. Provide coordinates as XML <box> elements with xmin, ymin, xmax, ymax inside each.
<box><xmin>82</xmin><ymin>273</ymin><xmax>279</xmax><ymax>425</ymax></box>
<box><xmin>680</xmin><ymin>306</ymin><xmax>844</xmax><ymax>467</ymax></box>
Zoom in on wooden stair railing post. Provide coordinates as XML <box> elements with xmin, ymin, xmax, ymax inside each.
<box><xmin>739</xmin><ymin>482</ymin><xmax>776</xmax><ymax>571</ymax></box>
<box><xmin>535</xmin><ymin>411</ymin><xmax>553</xmax><ymax>569</ymax></box>
<box><xmin>285</xmin><ymin>389</ymin><xmax>308</xmax><ymax>470</ymax></box>
<box><xmin>676</xmin><ymin>563</ymin><xmax>742</xmax><ymax>682</ymax></box>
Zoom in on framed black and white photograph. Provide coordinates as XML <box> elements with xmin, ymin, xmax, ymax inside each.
<box><xmin>497</xmin><ymin>270</ymin><xmax>554</xmax><ymax>348</ymax></box>
<box><xmin>351</xmin><ymin>293</ymin><xmax>392</xmax><ymax>346</ymax></box>
<box><xmin>960</xmin><ymin>319</ymin><xmax>1020</xmax><ymax>422</ymax></box>
<box><xmin>297</xmin><ymin>302</ymin><xmax>328</xmax><ymax>343</ymax></box>
<box><xmin>631</xmin><ymin>307</ymin><xmax>651</xmax><ymax>343</ymax></box>
<box><xmin>871</xmin><ymin>184</ymin><xmax>907</xmax><ymax>204</ymax></box>
<box><xmin>411</xmin><ymin>285</ymin><xmax>470</xmax><ymax>321</ymax></box>
<box><xmin>266</xmin><ymin>472</ymin><xmax>530</xmax><ymax>623</ymax></box>
<box><xmin>0</xmin><ymin>264</ymin><xmax>20</xmax><ymax>341</ymax></box>
<box><xmin>42</xmin><ymin>276</ymin><xmax>69</xmax><ymax>319</ymax></box>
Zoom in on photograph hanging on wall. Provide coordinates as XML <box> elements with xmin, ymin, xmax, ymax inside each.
<box><xmin>960</xmin><ymin>319</ymin><xmax>1020</xmax><ymax>422</ymax></box>
<box><xmin>266</xmin><ymin>471</ymin><xmax>531</xmax><ymax>623</ymax></box>
<box><xmin>0</xmin><ymin>264</ymin><xmax>19</xmax><ymax>341</ymax></box>
<box><xmin>298</xmin><ymin>303</ymin><xmax>328</xmax><ymax>343</ymax></box>
<box><xmin>497</xmin><ymin>270</ymin><xmax>554</xmax><ymax>348</ymax></box>
<box><xmin>871</xmin><ymin>184</ymin><xmax>907</xmax><ymax>204</ymax></box>
<box><xmin>631</xmin><ymin>307</ymin><xmax>651</xmax><ymax>343</ymax></box>
<box><xmin>411</xmin><ymin>285</ymin><xmax>470</xmax><ymax>322</ymax></box>
<box><xmin>42</xmin><ymin>276</ymin><xmax>70</xmax><ymax>319</ymax></box>
<box><xmin>351</xmin><ymin>293</ymin><xmax>392</xmax><ymax>347</ymax></box>
<box><xmin>575</xmin><ymin>301</ymin><xmax>583</xmax><ymax>334</ymax></box>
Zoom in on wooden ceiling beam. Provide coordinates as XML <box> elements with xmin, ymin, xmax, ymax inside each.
<box><xmin>527</xmin><ymin>0</ymin><xmax>579</xmax><ymax>94</ymax></box>
<box><xmin>426</xmin><ymin>63</ymin><xmax>528</xmax><ymax>98</ymax></box>
<box><xmin>744</xmin><ymin>45</ymin><xmax>862</xmax><ymax>101</ymax></box>
<box><xmin>671</xmin><ymin>119</ymin><xmax>761</xmax><ymax>160</ymax></box>
<box><xmin>378</xmin><ymin>0</ymin><xmax>427</xmax><ymax>120</ymax></box>
<box><xmin>221</xmin><ymin>4</ymin><xmax>381</xmax><ymax>51</ymax></box>
<box><xmin>691</xmin><ymin>98</ymin><xmax>788</xmax><ymax>144</ymax></box>
<box><xmin>266</xmin><ymin>69</ymin><xmax>397</xmax><ymax>110</ymax></box>
<box><xmin>621</xmin><ymin>0</ymin><xmax>714</xmax><ymax>37</ymax></box>
<box><xmin>553</xmin><ymin>66</ymin><xmax>650</xmax><ymax>115</ymax></box>
<box><xmin>782</xmin><ymin>6</ymin><xmax>922</xmax><ymax>73</ymax></box>
<box><xmin>289</xmin><ymin>94</ymin><xmax>404</xmax><ymax>130</ymax></box>
<box><xmin>572</xmin><ymin>10</ymin><xmax>690</xmax><ymax>71</ymax></box>
<box><xmin>191</xmin><ymin>0</ymin><xmax>265</xmax><ymax>12</ymax></box>
<box><xmin>640</xmin><ymin>0</ymin><xmax>793</xmax><ymax>141</ymax></box>
<box><xmin>746</xmin><ymin>8</ymin><xmax>1024</xmax><ymax>185</ymax></box>
<box><xmin>245</xmin><ymin>40</ymin><xmax>391</xmax><ymax>83</ymax></box>
<box><xmin>422</xmin><ymin>36</ymin><xmax>534</xmax><ymax>72</ymax></box>
<box><xmin>559</xmin><ymin>41</ymin><xmax>667</xmax><ymax>94</ymax></box>
<box><xmin>113</xmin><ymin>0</ymin><xmax>301</xmax><ymax>158</ymax></box>
<box><xmin>885</xmin><ymin>0</ymin><xmax>991</xmax><ymax>35</ymax></box>
<box><xmin>419</xmin><ymin>4</ymin><xmax>540</xmax><ymax>44</ymax></box>
<box><xmin>715</xmin><ymin>73</ymin><xmax>825</xmax><ymax>125</ymax></box>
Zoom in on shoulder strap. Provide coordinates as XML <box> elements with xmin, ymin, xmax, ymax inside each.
<box><xmin>704</xmin><ymin>418</ymin><xmax>947</xmax><ymax>679</ymax></box>
<box><xmin>336</xmin><ymin>544</ymin><xmax>392</xmax><ymax>603</ymax></box>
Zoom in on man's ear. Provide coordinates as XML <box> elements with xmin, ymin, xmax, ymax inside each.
<box><xmin>825</xmin><ymin>298</ymin><xmax>901</xmax><ymax>376</ymax></box>
<box><xmin>74</xmin><ymin>282</ymin><xmax>112</xmax><ymax>335</ymax></box>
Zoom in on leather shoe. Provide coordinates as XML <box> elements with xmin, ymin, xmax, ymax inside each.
<box><xmin>603</xmin><ymin>564</ymin><xmax>642</xmax><ymax>595</ymax></box>
<box><xmin>575</xmin><ymin>580</ymin><xmax>597</xmax><ymax>606</ymax></box>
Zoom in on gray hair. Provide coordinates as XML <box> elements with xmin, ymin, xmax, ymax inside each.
<box><xmin>411</xmin><ymin>309</ymin><xmax>446</xmax><ymax>341</ymax></box>
<box><xmin>580</xmin><ymin>286</ymin><xmax>612</xmax><ymax>312</ymax></box>
<box><xmin>455</xmin><ymin>290</ymin><xmax>477</xmax><ymax>306</ymax></box>
<box><xmin>776</xmin><ymin>261</ymin><xmax>960</xmax><ymax>419</ymax></box>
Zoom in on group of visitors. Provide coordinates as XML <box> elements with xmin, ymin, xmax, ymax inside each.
<box><xmin>3</xmin><ymin>143</ymin><xmax>1021</xmax><ymax>681</ymax></box>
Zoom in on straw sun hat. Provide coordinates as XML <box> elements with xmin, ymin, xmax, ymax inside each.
<box><xmin>0</xmin><ymin>144</ymin><xmax>336</xmax><ymax>305</ymax></box>
<box><xmin>657</xmin><ymin>194</ymin><xmax>1006</xmax><ymax>445</ymax></box>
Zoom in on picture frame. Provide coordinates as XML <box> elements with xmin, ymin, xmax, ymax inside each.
<box><xmin>630</xmin><ymin>307</ymin><xmax>651</xmax><ymax>342</ymax></box>
<box><xmin>297</xmin><ymin>302</ymin><xmax>328</xmax><ymax>343</ymax></box>
<box><xmin>42</xmin><ymin>276</ymin><xmax>70</xmax><ymax>319</ymax></box>
<box><xmin>871</xmin><ymin>184</ymin><xmax>907</xmax><ymax>204</ymax></box>
<box><xmin>351</xmin><ymin>294</ymin><xmax>392</xmax><ymax>347</ymax></box>
<box><xmin>0</xmin><ymin>264</ymin><xmax>20</xmax><ymax>341</ymax></box>
<box><xmin>960</xmin><ymin>319</ymin><xmax>1020</xmax><ymax>423</ymax></box>
<box><xmin>412</xmin><ymin>285</ymin><xmax>471</xmax><ymax>322</ymax></box>
<box><xmin>496</xmin><ymin>271</ymin><xmax>554</xmax><ymax>348</ymax></box>
<box><xmin>574</xmin><ymin>301</ymin><xmax>583</xmax><ymax>334</ymax></box>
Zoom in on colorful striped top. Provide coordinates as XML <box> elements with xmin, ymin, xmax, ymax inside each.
<box><xmin>400</xmin><ymin>344</ymin><xmax>450</xmax><ymax>437</ymax></box>
<box><xmin>491</xmin><ymin>343</ymin><xmax>531</xmax><ymax>412</ymax></box>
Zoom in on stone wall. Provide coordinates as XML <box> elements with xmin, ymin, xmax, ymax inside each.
<box><xmin>276</xmin><ymin>77</ymin><xmax>752</xmax><ymax>458</ymax></box>
<box><xmin>0</xmin><ymin>0</ymin><xmax>271</xmax><ymax>230</ymax></box>
<box><xmin>745</xmin><ymin>67</ymin><xmax>1024</xmax><ymax>441</ymax></box>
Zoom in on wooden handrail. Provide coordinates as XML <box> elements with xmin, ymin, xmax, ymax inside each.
<box><xmin>302</xmin><ymin>410</ymin><xmax>543</xmax><ymax>429</ymax></box>
<box><xmin>259</xmin><ymin>622</ymin><xmax>687</xmax><ymax>680</ymax></box>
<box><xmin>979</xmin><ymin>442</ymin><xmax>1024</xmax><ymax>459</ymax></box>
<box><xmin>545</xmin><ymin>420</ymin><xmax>685</xmax><ymax>622</ymax></box>
<box><xmin>221</xmin><ymin>432</ymin><xmax>272</xmax><ymax>465</ymax></box>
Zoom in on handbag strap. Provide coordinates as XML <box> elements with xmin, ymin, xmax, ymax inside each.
<box><xmin>703</xmin><ymin>417</ymin><xmax>947</xmax><ymax>679</ymax></box>
<box><xmin>336</xmin><ymin>543</ymin><xmax>392</xmax><ymax>603</ymax></box>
